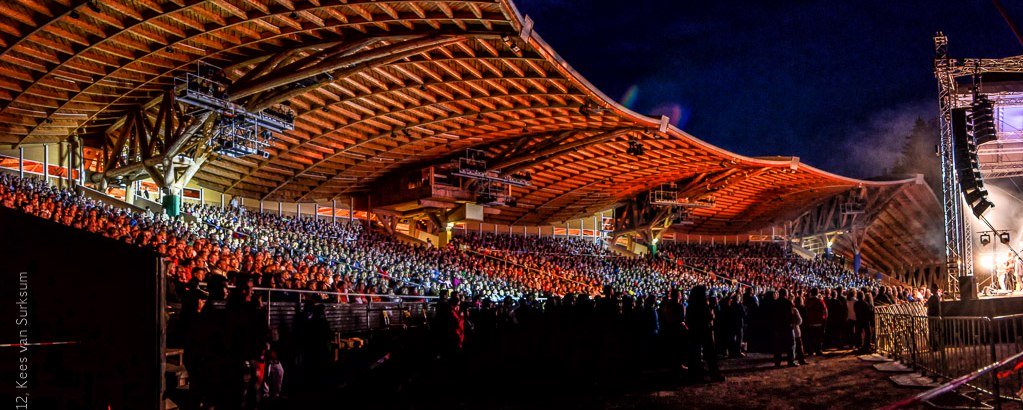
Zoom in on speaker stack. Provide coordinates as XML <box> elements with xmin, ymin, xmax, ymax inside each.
<box><xmin>951</xmin><ymin>95</ymin><xmax>996</xmax><ymax>218</ymax></box>
<box><xmin>952</xmin><ymin>94</ymin><xmax>999</xmax><ymax>300</ymax></box>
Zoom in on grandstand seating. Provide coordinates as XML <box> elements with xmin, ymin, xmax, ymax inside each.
<box><xmin>0</xmin><ymin>172</ymin><xmax>884</xmax><ymax>300</ymax></box>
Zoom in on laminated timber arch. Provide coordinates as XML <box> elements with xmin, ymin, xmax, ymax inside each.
<box><xmin>0</xmin><ymin>0</ymin><xmax>943</xmax><ymax>272</ymax></box>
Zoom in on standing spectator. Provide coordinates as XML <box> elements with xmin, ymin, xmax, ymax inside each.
<box><xmin>845</xmin><ymin>289</ymin><xmax>858</xmax><ymax>350</ymax></box>
<box><xmin>686</xmin><ymin>285</ymin><xmax>723</xmax><ymax>382</ymax></box>
<box><xmin>723</xmin><ymin>293</ymin><xmax>746</xmax><ymax>358</ymax></box>
<box><xmin>741</xmin><ymin>286</ymin><xmax>759</xmax><ymax>354</ymax></box>
<box><xmin>827</xmin><ymin>288</ymin><xmax>848</xmax><ymax>349</ymax></box>
<box><xmin>793</xmin><ymin>294</ymin><xmax>807</xmax><ymax>365</ymax></box>
<box><xmin>854</xmin><ymin>291</ymin><xmax>875</xmax><ymax>353</ymax></box>
<box><xmin>660</xmin><ymin>288</ymin><xmax>687</xmax><ymax>372</ymax></box>
<box><xmin>772</xmin><ymin>288</ymin><xmax>797</xmax><ymax>367</ymax></box>
<box><xmin>803</xmin><ymin>287</ymin><xmax>828</xmax><ymax>356</ymax></box>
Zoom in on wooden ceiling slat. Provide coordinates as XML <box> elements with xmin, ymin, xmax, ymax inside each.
<box><xmin>0</xmin><ymin>0</ymin><xmax>941</xmax><ymax>269</ymax></box>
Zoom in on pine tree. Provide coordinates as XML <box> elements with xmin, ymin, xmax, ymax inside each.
<box><xmin>890</xmin><ymin>118</ymin><xmax>940</xmax><ymax>193</ymax></box>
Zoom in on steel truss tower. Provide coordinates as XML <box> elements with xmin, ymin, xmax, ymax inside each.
<box><xmin>933</xmin><ymin>34</ymin><xmax>1023</xmax><ymax>298</ymax></box>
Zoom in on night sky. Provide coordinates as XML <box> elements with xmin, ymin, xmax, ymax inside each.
<box><xmin>514</xmin><ymin>0</ymin><xmax>1023</xmax><ymax>178</ymax></box>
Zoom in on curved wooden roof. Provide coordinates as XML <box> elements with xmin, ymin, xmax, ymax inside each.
<box><xmin>0</xmin><ymin>0</ymin><xmax>943</xmax><ymax>262</ymax></box>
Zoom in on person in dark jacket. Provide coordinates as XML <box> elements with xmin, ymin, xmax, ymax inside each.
<box><xmin>803</xmin><ymin>287</ymin><xmax>828</xmax><ymax>356</ymax></box>
<box><xmin>723</xmin><ymin>293</ymin><xmax>746</xmax><ymax>358</ymax></box>
<box><xmin>772</xmin><ymin>288</ymin><xmax>797</xmax><ymax>367</ymax></box>
<box><xmin>660</xmin><ymin>288</ymin><xmax>687</xmax><ymax>372</ymax></box>
<box><xmin>925</xmin><ymin>283</ymin><xmax>943</xmax><ymax>352</ymax></box>
<box><xmin>741</xmin><ymin>287</ymin><xmax>759</xmax><ymax>354</ymax></box>
<box><xmin>826</xmin><ymin>287</ymin><xmax>848</xmax><ymax>349</ymax></box>
<box><xmin>686</xmin><ymin>285</ymin><xmax>724</xmax><ymax>382</ymax></box>
<box><xmin>854</xmin><ymin>291</ymin><xmax>875</xmax><ymax>353</ymax></box>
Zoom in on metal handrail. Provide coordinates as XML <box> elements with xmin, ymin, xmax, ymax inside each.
<box><xmin>874</xmin><ymin>306</ymin><xmax>1023</xmax><ymax>408</ymax></box>
<box><xmin>251</xmin><ymin>286</ymin><xmax>439</xmax><ymax>300</ymax></box>
<box><xmin>881</xmin><ymin>349</ymin><xmax>1023</xmax><ymax>409</ymax></box>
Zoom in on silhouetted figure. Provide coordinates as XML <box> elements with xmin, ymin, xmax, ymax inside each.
<box><xmin>772</xmin><ymin>288</ymin><xmax>797</xmax><ymax>367</ymax></box>
<box><xmin>201</xmin><ymin>274</ymin><xmax>270</xmax><ymax>409</ymax></box>
<box><xmin>660</xmin><ymin>288</ymin><xmax>686</xmax><ymax>372</ymax></box>
<box><xmin>686</xmin><ymin>285</ymin><xmax>723</xmax><ymax>382</ymax></box>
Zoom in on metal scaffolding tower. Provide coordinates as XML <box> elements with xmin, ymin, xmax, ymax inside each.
<box><xmin>933</xmin><ymin>33</ymin><xmax>1023</xmax><ymax>298</ymax></box>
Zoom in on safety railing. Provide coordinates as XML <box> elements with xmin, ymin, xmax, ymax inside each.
<box><xmin>200</xmin><ymin>287</ymin><xmax>439</xmax><ymax>341</ymax></box>
<box><xmin>875</xmin><ymin>303</ymin><xmax>1023</xmax><ymax>407</ymax></box>
<box><xmin>257</xmin><ymin>287</ymin><xmax>438</xmax><ymax>339</ymax></box>
<box><xmin>882</xmin><ymin>348</ymin><xmax>1023</xmax><ymax>409</ymax></box>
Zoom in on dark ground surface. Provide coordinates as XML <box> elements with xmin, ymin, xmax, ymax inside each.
<box><xmin>615</xmin><ymin>352</ymin><xmax>910</xmax><ymax>410</ymax></box>
<box><xmin>284</xmin><ymin>348</ymin><xmax>919</xmax><ymax>410</ymax></box>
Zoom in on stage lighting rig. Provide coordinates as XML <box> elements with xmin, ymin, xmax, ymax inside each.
<box><xmin>452</xmin><ymin>149</ymin><xmax>531</xmax><ymax>187</ymax></box>
<box><xmin>1000</xmin><ymin>232</ymin><xmax>1011</xmax><ymax>244</ymax></box>
<box><xmin>980</xmin><ymin>233</ymin><xmax>992</xmax><ymax>246</ymax></box>
<box><xmin>208</xmin><ymin>117</ymin><xmax>275</xmax><ymax>159</ymax></box>
<box><xmin>579</xmin><ymin>103</ymin><xmax>606</xmax><ymax>117</ymax></box>
<box><xmin>649</xmin><ymin>184</ymin><xmax>714</xmax><ymax>208</ymax></box>
<box><xmin>476</xmin><ymin>191</ymin><xmax>498</xmax><ymax>204</ymax></box>
<box><xmin>626</xmin><ymin>139</ymin><xmax>645</xmax><ymax>156</ymax></box>
<box><xmin>176</xmin><ymin>61</ymin><xmax>294</xmax><ymax>155</ymax></box>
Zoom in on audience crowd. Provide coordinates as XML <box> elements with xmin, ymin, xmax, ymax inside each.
<box><xmin>0</xmin><ymin>173</ymin><xmax>942</xmax><ymax>406</ymax></box>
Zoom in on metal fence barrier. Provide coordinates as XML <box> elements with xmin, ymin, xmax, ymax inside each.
<box><xmin>199</xmin><ymin>287</ymin><xmax>438</xmax><ymax>342</ymax></box>
<box><xmin>875</xmin><ymin>303</ymin><xmax>1023</xmax><ymax>406</ymax></box>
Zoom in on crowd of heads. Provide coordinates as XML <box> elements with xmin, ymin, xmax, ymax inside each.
<box><xmin>1</xmin><ymin>172</ymin><xmax>934</xmax><ymax>307</ymax></box>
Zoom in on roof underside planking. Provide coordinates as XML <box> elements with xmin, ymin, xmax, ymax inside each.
<box><xmin>0</xmin><ymin>0</ymin><xmax>944</xmax><ymax>270</ymax></box>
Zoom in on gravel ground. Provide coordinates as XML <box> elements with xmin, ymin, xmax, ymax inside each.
<box><xmin>602</xmin><ymin>352</ymin><xmax>914</xmax><ymax>410</ymax></box>
<box><xmin>287</xmin><ymin>349</ymin><xmax>919</xmax><ymax>409</ymax></box>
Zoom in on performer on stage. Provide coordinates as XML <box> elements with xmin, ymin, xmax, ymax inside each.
<box><xmin>998</xmin><ymin>249</ymin><xmax>1014</xmax><ymax>290</ymax></box>
<box><xmin>996</xmin><ymin>257</ymin><xmax>1007</xmax><ymax>291</ymax></box>
<box><xmin>1009</xmin><ymin>251</ymin><xmax>1022</xmax><ymax>293</ymax></box>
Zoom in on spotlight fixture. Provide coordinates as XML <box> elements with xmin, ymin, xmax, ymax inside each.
<box><xmin>501</xmin><ymin>35</ymin><xmax>521</xmax><ymax>53</ymax></box>
<box><xmin>980</xmin><ymin>233</ymin><xmax>991</xmax><ymax>246</ymax></box>
<box><xmin>86</xmin><ymin>1</ymin><xmax>100</xmax><ymax>12</ymax></box>
<box><xmin>626</xmin><ymin>139</ymin><xmax>644</xmax><ymax>156</ymax></box>
<box><xmin>1000</xmin><ymin>232</ymin><xmax>1011</xmax><ymax>244</ymax></box>
<box><xmin>70</xmin><ymin>10</ymin><xmax>79</xmax><ymax>18</ymax></box>
<box><xmin>321</xmin><ymin>106</ymin><xmax>329</xmax><ymax>112</ymax></box>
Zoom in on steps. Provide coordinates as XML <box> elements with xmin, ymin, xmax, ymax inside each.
<box><xmin>164</xmin><ymin>348</ymin><xmax>188</xmax><ymax>410</ymax></box>
<box><xmin>865</xmin><ymin>353</ymin><xmax>998</xmax><ymax>409</ymax></box>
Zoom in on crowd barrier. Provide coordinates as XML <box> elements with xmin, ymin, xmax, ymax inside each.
<box><xmin>875</xmin><ymin>303</ymin><xmax>1023</xmax><ymax>406</ymax></box>
<box><xmin>201</xmin><ymin>287</ymin><xmax>438</xmax><ymax>340</ymax></box>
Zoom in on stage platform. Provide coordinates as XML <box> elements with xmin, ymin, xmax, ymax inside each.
<box><xmin>939</xmin><ymin>293</ymin><xmax>1023</xmax><ymax>317</ymax></box>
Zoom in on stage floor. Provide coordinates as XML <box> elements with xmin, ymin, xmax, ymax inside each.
<box><xmin>941</xmin><ymin>294</ymin><xmax>1023</xmax><ymax>317</ymax></box>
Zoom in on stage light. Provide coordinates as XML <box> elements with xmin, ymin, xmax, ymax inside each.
<box><xmin>979</xmin><ymin>253</ymin><xmax>994</xmax><ymax>270</ymax></box>
<box><xmin>626</xmin><ymin>140</ymin><xmax>645</xmax><ymax>156</ymax></box>
<box><xmin>1000</xmin><ymin>232</ymin><xmax>1011</xmax><ymax>244</ymax></box>
<box><xmin>978</xmin><ymin>252</ymin><xmax>1009</xmax><ymax>271</ymax></box>
<box><xmin>980</xmin><ymin>233</ymin><xmax>991</xmax><ymax>246</ymax></box>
